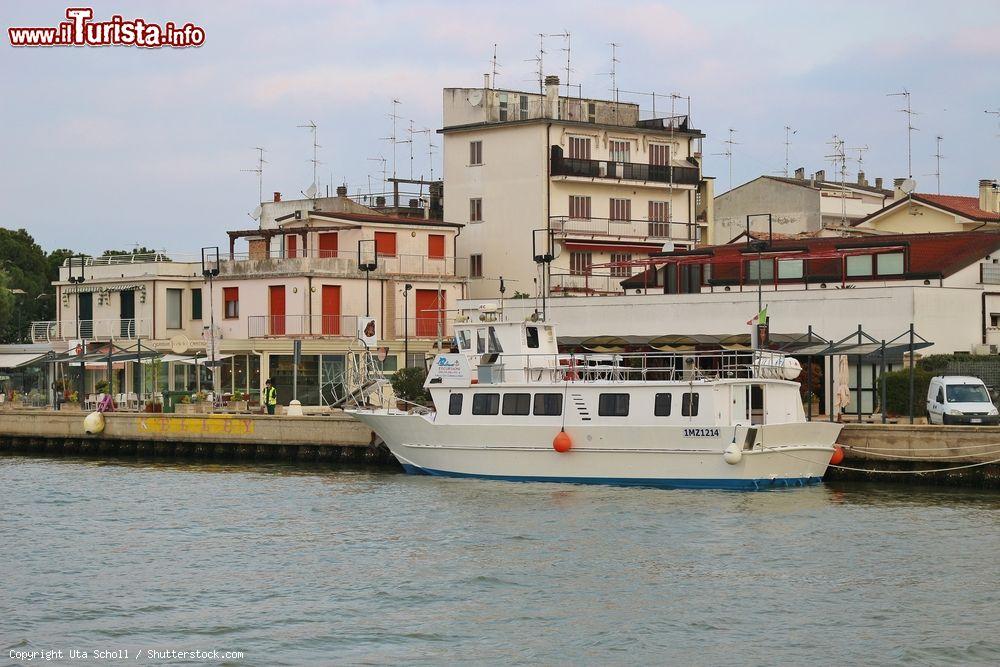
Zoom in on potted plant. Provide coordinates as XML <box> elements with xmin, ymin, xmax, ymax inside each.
<box><xmin>144</xmin><ymin>399</ymin><xmax>163</xmax><ymax>413</ymax></box>
<box><xmin>64</xmin><ymin>390</ymin><xmax>81</xmax><ymax>411</ymax></box>
<box><xmin>228</xmin><ymin>390</ymin><xmax>248</xmax><ymax>412</ymax></box>
<box><xmin>95</xmin><ymin>379</ymin><xmax>110</xmax><ymax>397</ymax></box>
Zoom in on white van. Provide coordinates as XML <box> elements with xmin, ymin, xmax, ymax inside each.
<box><xmin>926</xmin><ymin>376</ymin><xmax>999</xmax><ymax>425</ymax></box>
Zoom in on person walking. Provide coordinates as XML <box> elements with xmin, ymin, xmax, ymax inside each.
<box><xmin>263</xmin><ymin>379</ymin><xmax>278</xmax><ymax>415</ymax></box>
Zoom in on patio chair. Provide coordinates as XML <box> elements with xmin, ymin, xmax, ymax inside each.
<box><xmin>127</xmin><ymin>393</ymin><xmax>139</xmax><ymax>410</ymax></box>
<box><xmin>85</xmin><ymin>394</ymin><xmax>97</xmax><ymax>410</ymax></box>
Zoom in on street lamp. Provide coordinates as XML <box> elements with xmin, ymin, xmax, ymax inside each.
<box><xmin>67</xmin><ymin>255</ymin><xmax>87</xmax><ymax>340</ymax></box>
<box><xmin>8</xmin><ymin>288</ymin><xmax>26</xmax><ymax>343</ymax></box>
<box><xmin>358</xmin><ymin>239</ymin><xmax>378</xmax><ymax>317</ymax></box>
<box><xmin>532</xmin><ymin>228</ymin><xmax>556</xmax><ymax>321</ymax></box>
<box><xmin>201</xmin><ymin>247</ymin><xmax>220</xmax><ymax>392</ymax></box>
<box><xmin>402</xmin><ymin>283</ymin><xmax>413</xmax><ymax>367</ymax></box>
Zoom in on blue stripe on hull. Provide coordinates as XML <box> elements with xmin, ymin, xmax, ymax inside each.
<box><xmin>400</xmin><ymin>463</ymin><xmax>823</xmax><ymax>491</ymax></box>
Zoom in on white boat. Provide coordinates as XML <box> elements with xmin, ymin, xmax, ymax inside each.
<box><xmin>349</xmin><ymin>317</ymin><xmax>842</xmax><ymax>490</ymax></box>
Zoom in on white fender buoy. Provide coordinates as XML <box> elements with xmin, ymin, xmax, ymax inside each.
<box><xmin>723</xmin><ymin>443</ymin><xmax>742</xmax><ymax>465</ymax></box>
<box><xmin>286</xmin><ymin>400</ymin><xmax>304</xmax><ymax>417</ymax></box>
<box><xmin>84</xmin><ymin>411</ymin><xmax>105</xmax><ymax>435</ymax></box>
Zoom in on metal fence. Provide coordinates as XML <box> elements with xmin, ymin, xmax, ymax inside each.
<box><xmin>551</xmin><ymin>157</ymin><xmax>700</xmax><ymax>186</ymax></box>
<box><xmin>30</xmin><ymin>319</ymin><xmax>151</xmax><ymax>343</ymax></box>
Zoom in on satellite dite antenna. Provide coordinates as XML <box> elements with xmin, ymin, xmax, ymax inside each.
<box><xmin>899</xmin><ymin>178</ymin><xmax>917</xmax><ymax>195</ymax></box>
<box><xmin>297</xmin><ymin>120</ymin><xmax>321</xmax><ymax>199</ymax></box>
<box><xmin>887</xmin><ymin>89</ymin><xmax>919</xmax><ymax>178</ymax></box>
<box><xmin>240</xmin><ymin>146</ymin><xmax>267</xmax><ymax>219</ymax></box>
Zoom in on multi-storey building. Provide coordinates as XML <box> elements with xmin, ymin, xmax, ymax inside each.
<box><xmin>442</xmin><ymin>75</ymin><xmax>713</xmax><ymax>299</ymax></box>
<box><xmin>31</xmin><ymin>193</ymin><xmax>466</xmax><ymax>407</ymax></box>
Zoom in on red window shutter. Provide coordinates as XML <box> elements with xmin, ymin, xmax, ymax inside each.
<box><xmin>287</xmin><ymin>234</ymin><xmax>298</xmax><ymax>258</ymax></box>
<box><xmin>319</xmin><ymin>232</ymin><xmax>338</xmax><ymax>258</ymax></box>
<box><xmin>375</xmin><ymin>232</ymin><xmax>397</xmax><ymax>257</ymax></box>
<box><xmin>428</xmin><ymin>234</ymin><xmax>445</xmax><ymax>259</ymax></box>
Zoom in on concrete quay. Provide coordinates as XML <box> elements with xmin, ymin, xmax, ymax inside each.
<box><xmin>0</xmin><ymin>409</ymin><xmax>397</xmax><ymax>466</ymax></box>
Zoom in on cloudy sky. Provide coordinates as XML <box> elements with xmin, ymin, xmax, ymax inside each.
<box><xmin>3</xmin><ymin>0</ymin><xmax>999</xmax><ymax>254</ymax></box>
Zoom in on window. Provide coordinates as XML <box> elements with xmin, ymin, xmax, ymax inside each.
<box><xmin>846</xmin><ymin>254</ymin><xmax>873</xmax><ymax>277</ymax></box>
<box><xmin>587</xmin><ymin>102</ymin><xmax>596</xmax><ymax>123</ymax></box>
<box><xmin>936</xmin><ymin>387</ymin><xmax>945</xmax><ymax>403</ymax></box>
<box><xmin>569</xmin><ymin>195</ymin><xmax>591</xmax><ymax>219</ymax></box>
<box><xmin>191</xmin><ymin>288</ymin><xmax>202</xmax><ymax>320</ymax></box>
<box><xmin>499</xmin><ymin>92</ymin><xmax>508</xmax><ymax>121</ymax></box>
<box><xmin>778</xmin><ymin>259</ymin><xmax>804</xmax><ymax>280</ymax></box>
<box><xmin>519</xmin><ymin>95</ymin><xmax>529</xmax><ymax>120</ymax></box>
<box><xmin>648</xmin><ymin>201</ymin><xmax>670</xmax><ymax>222</ymax></box>
<box><xmin>533</xmin><ymin>393</ymin><xmax>563</xmax><ymax>416</ymax></box>
<box><xmin>610</xmin><ymin>198</ymin><xmax>631</xmax><ymax>221</ymax></box>
<box><xmin>166</xmin><ymin>288</ymin><xmax>182</xmax><ymax>330</ymax></box>
<box><xmin>992</xmin><ymin>313</ymin><xmax>1000</xmax><ymax>328</ymax></box>
<box><xmin>569</xmin><ymin>136</ymin><xmax>591</xmax><ymax>160</ymax></box>
<box><xmin>609</xmin><ymin>139</ymin><xmax>630</xmax><ymax>162</ymax></box>
<box><xmin>449</xmin><ymin>393</ymin><xmax>463</xmax><ymax>415</ymax></box>
<box><xmin>469</xmin><ymin>140</ymin><xmax>483</xmax><ymax>165</ymax></box>
<box><xmin>526</xmin><ymin>326</ymin><xmax>539</xmax><ymax>348</ymax></box>
<box><xmin>223</xmin><ymin>287</ymin><xmax>239</xmax><ymax>319</ymax></box>
<box><xmin>374</xmin><ymin>231</ymin><xmax>397</xmax><ymax>257</ymax></box>
<box><xmin>428</xmin><ymin>234</ymin><xmax>445</xmax><ymax>260</ymax></box>
<box><xmin>472</xmin><ymin>393</ymin><xmax>500</xmax><ymax>415</ymax></box>
<box><xmin>318</xmin><ymin>231</ymin><xmax>338</xmax><ymax>258</ymax></box>
<box><xmin>649</xmin><ymin>144</ymin><xmax>670</xmax><ymax>166</ymax></box>
<box><xmin>610</xmin><ymin>253</ymin><xmax>632</xmax><ymax>278</ymax></box>
<box><xmin>502</xmin><ymin>393</ymin><xmax>531</xmax><ymax>415</ymax></box>
<box><xmin>654</xmin><ymin>393</ymin><xmax>672</xmax><ymax>416</ymax></box>
<box><xmin>570</xmin><ymin>251</ymin><xmax>592</xmax><ymax>276</ymax></box>
<box><xmin>877</xmin><ymin>252</ymin><xmax>904</xmax><ymax>275</ymax></box>
<box><xmin>682</xmin><ymin>392</ymin><xmax>700</xmax><ymax>416</ymax></box>
<box><xmin>476</xmin><ymin>329</ymin><xmax>486</xmax><ymax>354</ymax></box>
<box><xmin>470</xmin><ymin>253</ymin><xmax>483</xmax><ymax>279</ymax></box>
<box><xmin>457</xmin><ymin>329</ymin><xmax>472</xmax><ymax>350</ymax></box>
<box><xmin>746</xmin><ymin>259</ymin><xmax>774</xmax><ymax>281</ymax></box>
<box><xmin>470</xmin><ymin>197</ymin><xmax>483</xmax><ymax>223</ymax></box>
<box><xmin>488</xmin><ymin>326</ymin><xmax>504</xmax><ymax>353</ymax></box>
<box><xmin>598</xmin><ymin>393</ymin><xmax>630</xmax><ymax>417</ymax></box>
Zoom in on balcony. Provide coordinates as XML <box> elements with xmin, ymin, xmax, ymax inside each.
<box><xmin>550</xmin><ymin>216</ymin><xmax>699</xmax><ymax>242</ymax></box>
<box><xmin>248</xmin><ymin>315</ymin><xmax>360</xmax><ymax>339</ymax></box>
<box><xmin>220</xmin><ymin>251</ymin><xmax>467</xmax><ymax>279</ymax></box>
<box><xmin>30</xmin><ymin>318</ymin><xmax>152</xmax><ymax>343</ymax></box>
<box><xmin>551</xmin><ymin>157</ymin><xmax>700</xmax><ymax>186</ymax></box>
<box><xmin>549</xmin><ymin>273</ymin><xmax>629</xmax><ymax>296</ymax></box>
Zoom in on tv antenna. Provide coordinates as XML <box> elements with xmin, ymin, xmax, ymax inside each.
<box><xmin>849</xmin><ymin>144</ymin><xmax>870</xmax><ymax>176</ymax></box>
<box><xmin>783</xmin><ymin>126</ymin><xmax>797</xmax><ymax>177</ymax></box>
<box><xmin>987</xmin><ymin>108</ymin><xmax>1000</xmax><ymax>138</ymax></box>
<box><xmin>367</xmin><ymin>155</ymin><xmax>387</xmax><ymax>198</ymax></box>
<box><xmin>296</xmin><ymin>121</ymin><xmax>321</xmax><ymax>198</ymax></box>
<box><xmin>409</xmin><ymin>126</ymin><xmax>437</xmax><ymax>181</ymax></box>
<box><xmin>887</xmin><ymin>89</ymin><xmax>919</xmax><ymax>178</ymax></box>
<box><xmin>400</xmin><ymin>119</ymin><xmax>416</xmax><ymax>180</ymax></box>
<box><xmin>490</xmin><ymin>43</ymin><xmax>501</xmax><ymax>88</ymax></box>
<box><xmin>713</xmin><ymin>128</ymin><xmax>739</xmax><ymax>190</ymax></box>
<box><xmin>240</xmin><ymin>146</ymin><xmax>267</xmax><ymax>215</ymax></box>
<box><xmin>380</xmin><ymin>99</ymin><xmax>403</xmax><ymax>179</ymax></box>
<box><xmin>548</xmin><ymin>31</ymin><xmax>572</xmax><ymax>95</ymax></box>
<box><xmin>825</xmin><ymin>135</ymin><xmax>849</xmax><ymax>225</ymax></box>
<box><xmin>526</xmin><ymin>33</ymin><xmax>545</xmax><ymax>93</ymax></box>
<box><xmin>927</xmin><ymin>135</ymin><xmax>944</xmax><ymax>194</ymax></box>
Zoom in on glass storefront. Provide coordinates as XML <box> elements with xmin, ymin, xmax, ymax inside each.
<box><xmin>268</xmin><ymin>354</ymin><xmax>346</xmax><ymax>406</ymax></box>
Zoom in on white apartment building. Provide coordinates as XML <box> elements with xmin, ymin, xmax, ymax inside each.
<box><xmin>32</xmin><ymin>195</ymin><xmax>466</xmax><ymax>406</ymax></box>
<box><xmin>442</xmin><ymin>75</ymin><xmax>714</xmax><ymax>299</ymax></box>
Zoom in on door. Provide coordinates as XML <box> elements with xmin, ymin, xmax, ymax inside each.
<box><xmin>269</xmin><ymin>285</ymin><xmax>286</xmax><ymax>335</ymax></box>
<box><xmin>120</xmin><ymin>289</ymin><xmax>135</xmax><ymax>338</ymax></box>
<box><xmin>731</xmin><ymin>384</ymin><xmax>750</xmax><ymax>426</ymax></box>
<box><xmin>415</xmin><ymin>289</ymin><xmax>444</xmax><ymax>337</ymax></box>
<box><xmin>321</xmin><ymin>285</ymin><xmax>341</xmax><ymax>335</ymax></box>
<box><xmin>287</xmin><ymin>234</ymin><xmax>298</xmax><ymax>258</ymax></box>
<box><xmin>78</xmin><ymin>292</ymin><xmax>93</xmax><ymax>339</ymax></box>
<box><xmin>318</xmin><ymin>232</ymin><xmax>338</xmax><ymax>258</ymax></box>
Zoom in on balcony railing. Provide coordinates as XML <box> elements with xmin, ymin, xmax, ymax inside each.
<box><xmin>221</xmin><ymin>251</ymin><xmax>467</xmax><ymax>279</ymax></box>
<box><xmin>30</xmin><ymin>318</ymin><xmax>151</xmax><ymax>343</ymax></box>
<box><xmin>550</xmin><ymin>216</ymin><xmax>699</xmax><ymax>241</ymax></box>
<box><xmin>549</xmin><ymin>273</ymin><xmax>628</xmax><ymax>295</ymax></box>
<box><xmin>248</xmin><ymin>315</ymin><xmax>360</xmax><ymax>339</ymax></box>
<box><xmin>551</xmin><ymin>157</ymin><xmax>700</xmax><ymax>186</ymax></box>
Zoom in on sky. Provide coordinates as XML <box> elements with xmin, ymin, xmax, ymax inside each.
<box><xmin>3</xmin><ymin>0</ymin><xmax>1000</xmax><ymax>254</ymax></box>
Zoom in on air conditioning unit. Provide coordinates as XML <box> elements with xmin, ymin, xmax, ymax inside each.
<box><xmin>971</xmin><ymin>343</ymin><xmax>993</xmax><ymax>356</ymax></box>
<box><xmin>598</xmin><ymin>164</ymin><xmax>607</xmax><ymax>177</ymax></box>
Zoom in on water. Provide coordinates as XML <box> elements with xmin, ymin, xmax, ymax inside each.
<box><xmin>2</xmin><ymin>456</ymin><xmax>998</xmax><ymax>667</ymax></box>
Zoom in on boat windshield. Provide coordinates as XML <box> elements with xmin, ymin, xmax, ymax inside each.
<box><xmin>945</xmin><ymin>384</ymin><xmax>991</xmax><ymax>403</ymax></box>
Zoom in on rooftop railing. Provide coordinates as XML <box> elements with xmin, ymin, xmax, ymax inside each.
<box><xmin>550</xmin><ymin>216</ymin><xmax>699</xmax><ymax>241</ymax></box>
<box><xmin>221</xmin><ymin>251</ymin><xmax>468</xmax><ymax>278</ymax></box>
<box><xmin>551</xmin><ymin>156</ymin><xmax>700</xmax><ymax>186</ymax></box>
<box><xmin>30</xmin><ymin>318</ymin><xmax>152</xmax><ymax>343</ymax></box>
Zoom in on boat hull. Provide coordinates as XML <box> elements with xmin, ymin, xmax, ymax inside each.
<box><xmin>350</xmin><ymin>411</ymin><xmax>842</xmax><ymax>491</ymax></box>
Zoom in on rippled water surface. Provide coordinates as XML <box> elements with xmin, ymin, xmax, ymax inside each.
<box><xmin>2</xmin><ymin>455</ymin><xmax>999</xmax><ymax>666</ymax></box>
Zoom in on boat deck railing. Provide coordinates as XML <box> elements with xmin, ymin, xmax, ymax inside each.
<box><xmin>473</xmin><ymin>350</ymin><xmax>791</xmax><ymax>385</ymax></box>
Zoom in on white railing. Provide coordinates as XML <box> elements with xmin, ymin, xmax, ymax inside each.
<box><xmin>220</xmin><ymin>251</ymin><xmax>467</xmax><ymax>279</ymax></box>
<box><xmin>30</xmin><ymin>318</ymin><xmax>152</xmax><ymax>343</ymax></box>
<box><xmin>550</xmin><ymin>216</ymin><xmax>698</xmax><ymax>241</ymax></box>
<box><xmin>247</xmin><ymin>315</ymin><xmax>360</xmax><ymax>338</ymax></box>
<box><xmin>549</xmin><ymin>273</ymin><xmax>628</xmax><ymax>295</ymax></box>
<box><xmin>62</xmin><ymin>253</ymin><xmax>186</xmax><ymax>266</ymax></box>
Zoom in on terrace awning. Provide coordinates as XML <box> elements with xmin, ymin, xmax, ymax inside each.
<box><xmin>0</xmin><ymin>352</ymin><xmax>48</xmax><ymax>369</ymax></box>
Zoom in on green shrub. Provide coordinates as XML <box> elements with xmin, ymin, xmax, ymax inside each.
<box><xmin>876</xmin><ymin>367</ymin><xmax>935</xmax><ymax>417</ymax></box>
<box><xmin>389</xmin><ymin>366</ymin><xmax>431</xmax><ymax>405</ymax></box>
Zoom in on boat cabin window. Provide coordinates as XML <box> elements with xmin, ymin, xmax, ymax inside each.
<box><xmin>502</xmin><ymin>393</ymin><xmax>531</xmax><ymax>415</ymax></box>
<box><xmin>449</xmin><ymin>393</ymin><xmax>463</xmax><ymax>415</ymax></box>
<box><xmin>457</xmin><ymin>330</ymin><xmax>472</xmax><ymax>351</ymax></box>
<box><xmin>488</xmin><ymin>326</ymin><xmax>504</xmax><ymax>353</ymax></box>
<box><xmin>533</xmin><ymin>393</ymin><xmax>563</xmax><ymax>416</ymax></box>
<box><xmin>472</xmin><ymin>393</ymin><xmax>500</xmax><ymax>415</ymax></box>
<box><xmin>598</xmin><ymin>393</ymin><xmax>630</xmax><ymax>417</ymax></box>
<box><xmin>654</xmin><ymin>393</ymin><xmax>672</xmax><ymax>416</ymax></box>
<box><xmin>477</xmin><ymin>329</ymin><xmax>486</xmax><ymax>354</ymax></box>
<box><xmin>682</xmin><ymin>392</ymin><xmax>700</xmax><ymax>417</ymax></box>
<box><xmin>526</xmin><ymin>326</ymin><xmax>540</xmax><ymax>349</ymax></box>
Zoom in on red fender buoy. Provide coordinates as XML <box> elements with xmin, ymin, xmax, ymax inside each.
<box><xmin>830</xmin><ymin>445</ymin><xmax>844</xmax><ymax>465</ymax></box>
<box><xmin>553</xmin><ymin>430</ymin><xmax>572</xmax><ymax>453</ymax></box>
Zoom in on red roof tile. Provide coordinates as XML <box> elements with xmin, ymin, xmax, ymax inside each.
<box><xmin>913</xmin><ymin>194</ymin><xmax>1000</xmax><ymax>222</ymax></box>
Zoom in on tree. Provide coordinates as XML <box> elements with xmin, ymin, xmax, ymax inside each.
<box><xmin>0</xmin><ymin>228</ymin><xmax>51</xmax><ymax>342</ymax></box>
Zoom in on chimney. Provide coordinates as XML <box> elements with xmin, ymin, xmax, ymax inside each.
<box><xmin>893</xmin><ymin>178</ymin><xmax>907</xmax><ymax>201</ymax></box>
<box><xmin>981</xmin><ymin>179</ymin><xmax>1000</xmax><ymax>213</ymax></box>
<box><xmin>484</xmin><ymin>73</ymin><xmax>490</xmax><ymax>90</ymax></box>
<box><xmin>794</xmin><ymin>167</ymin><xmax>805</xmax><ymax>180</ymax></box>
<box><xmin>857</xmin><ymin>171</ymin><xmax>867</xmax><ymax>186</ymax></box>
<box><xmin>814</xmin><ymin>170</ymin><xmax>826</xmax><ymax>182</ymax></box>
<box><xmin>875</xmin><ymin>177</ymin><xmax>884</xmax><ymax>191</ymax></box>
<box><xmin>336</xmin><ymin>185</ymin><xmax>348</xmax><ymax>197</ymax></box>
<box><xmin>544</xmin><ymin>75</ymin><xmax>560</xmax><ymax>119</ymax></box>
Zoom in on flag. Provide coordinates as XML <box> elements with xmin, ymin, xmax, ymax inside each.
<box><xmin>747</xmin><ymin>306</ymin><xmax>767</xmax><ymax>326</ymax></box>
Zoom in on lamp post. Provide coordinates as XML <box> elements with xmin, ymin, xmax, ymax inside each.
<box><xmin>532</xmin><ymin>228</ymin><xmax>555</xmax><ymax>321</ymax></box>
<box><xmin>745</xmin><ymin>214</ymin><xmax>773</xmax><ymax>349</ymax></box>
<box><xmin>358</xmin><ymin>239</ymin><xmax>378</xmax><ymax>317</ymax></box>
<box><xmin>68</xmin><ymin>255</ymin><xmax>87</xmax><ymax>341</ymax></box>
<box><xmin>201</xmin><ymin>247</ymin><xmax>220</xmax><ymax>392</ymax></box>
<box><xmin>402</xmin><ymin>283</ymin><xmax>412</xmax><ymax>367</ymax></box>
<box><xmin>8</xmin><ymin>288</ymin><xmax>26</xmax><ymax>342</ymax></box>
